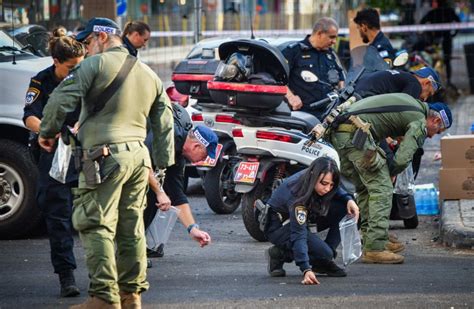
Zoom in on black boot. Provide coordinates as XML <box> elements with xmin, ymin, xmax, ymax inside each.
<box><xmin>147</xmin><ymin>243</ymin><xmax>164</xmax><ymax>258</ymax></box>
<box><xmin>311</xmin><ymin>259</ymin><xmax>347</xmax><ymax>277</ymax></box>
<box><xmin>265</xmin><ymin>246</ymin><xmax>286</xmax><ymax>277</ymax></box>
<box><xmin>58</xmin><ymin>270</ymin><xmax>80</xmax><ymax>297</ymax></box>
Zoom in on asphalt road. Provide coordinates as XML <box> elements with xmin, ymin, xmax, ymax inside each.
<box><xmin>1</xmin><ymin>174</ymin><xmax>473</xmax><ymax>309</ymax></box>
<box><xmin>1</xmin><ymin>34</ymin><xmax>474</xmax><ymax>309</ymax></box>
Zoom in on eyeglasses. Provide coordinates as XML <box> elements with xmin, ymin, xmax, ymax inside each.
<box><xmin>82</xmin><ymin>34</ymin><xmax>96</xmax><ymax>47</ymax></box>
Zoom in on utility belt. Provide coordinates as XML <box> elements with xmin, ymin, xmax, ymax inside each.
<box><xmin>334</xmin><ymin>115</ymin><xmax>372</xmax><ymax>150</ymax></box>
<box><xmin>74</xmin><ymin>141</ymin><xmax>143</xmax><ymax>186</ymax></box>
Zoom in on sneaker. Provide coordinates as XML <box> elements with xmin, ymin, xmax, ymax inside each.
<box><xmin>385</xmin><ymin>241</ymin><xmax>405</xmax><ymax>253</ymax></box>
<box><xmin>362</xmin><ymin>250</ymin><xmax>404</xmax><ymax>264</ymax></box>
<box><xmin>147</xmin><ymin>258</ymin><xmax>153</xmax><ymax>269</ymax></box>
<box><xmin>147</xmin><ymin>243</ymin><xmax>164</xmax><ymax>258</ymax></box>
<box><xmin>265</xmin><ymin>246</ymin><xmax>286</xmax><ymax>277</ymax></box>
<box><xmin>312</xmin><ymin>259</ymin><xmax>347</xmax><ymax>277</ymax></box>
<box><xmin>58</xmin><ymin>270</ymin><xmax>80</xmax><ymax>297</ymax></box>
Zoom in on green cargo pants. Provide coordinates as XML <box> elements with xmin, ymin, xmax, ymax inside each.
<box><xmin>72</xmin><ymin>141</ymin><xmax>151</xmax><ymax>304</ymax></box>
<box><xmin>331</xmin><ymin>131</ymin><xmax>392</xmax><ymax>252</ymax></box>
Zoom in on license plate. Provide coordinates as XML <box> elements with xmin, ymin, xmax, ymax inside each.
<box><xmin>192</xmin><ymin>143</ymin><xmax>223</xmax><ymax>167</ymax></box>
<box><xmin>234</xmin><ymin>162</ymin><xmax>260</xmax><ymax>184</ymax></box>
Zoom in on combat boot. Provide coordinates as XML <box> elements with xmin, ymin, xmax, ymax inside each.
<box><xmin>59</xmin><ymin>270</ymin><xmax>80</xmax><ymax>297</ymax></box>
<box><xmin>362</xmin><ymin>250</ymin><xmax>404</xmax><ymax>264</ymax></box>
<box><xmin>385</xmin><ymin>241</ymin><xmax>405</xmax><ymax>253</ymax></box>
<box><xmin>265</xmin><ymin>246</ymin><xmax>286</xmax><ymax>277</ymax></box>
<box><xmin>119</xmin><ymin>291</ymin><xmax>141</xmax><ymax>309</ymax></box>
<box><xmin>69</xmin><ymin>296</ymin><xmax>121</xmax><ymax>309</ymax></box>
<box><xmin>311</xmin><ymin>259</ymin><xmax>347</xmax><ymax>277</ymax></box>
<box><xmin>388</xmin><ymin>233</ymin><xmax>401</xmax><ymax>244</ymax></box>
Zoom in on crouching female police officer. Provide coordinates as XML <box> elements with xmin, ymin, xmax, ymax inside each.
<box><xmin>264</xmin><ymin>157</ymin><xmax>359</xmax><ymax>285</ymax></box>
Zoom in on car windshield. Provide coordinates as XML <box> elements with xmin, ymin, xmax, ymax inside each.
<box><xmin>0</xmin><ymin>30</ymin><xmax>24</xmax><ymax>49</ymax></box>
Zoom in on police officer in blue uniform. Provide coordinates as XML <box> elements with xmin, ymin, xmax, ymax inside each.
<box><xmin>354</xmin><ymin>8</ymin><xmax>395</xmax><ymax>63</ymax></box>
<box><xmin>264</xmin><ymin>157</ymin><xmax>359</xmax><ymax>284</ymax></box>
<box><xmin>282</xmin><ymin>17</ymin><xmax>345</xmax><ymax>120</ymax></box>
<box><xmin>144</xmin><ymin>104</ymin><xmax>215</xmax><ymax>259</ymax></box>
<box><xmin>23</xmin><ymin>28</ymin><xmax>85</xmax><ymax>297</ymax></box>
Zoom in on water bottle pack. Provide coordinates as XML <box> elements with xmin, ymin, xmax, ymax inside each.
<box><xmin>414</xmin><ymin>184</ymin><xmax>439</xmax><ymax>215</ymax></box>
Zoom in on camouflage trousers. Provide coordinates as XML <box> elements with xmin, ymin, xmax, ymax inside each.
<box><xmin>331</xmin><ymin>132</ymin><xmax>392</xmax><ymax>251</ymax></box>
<box><xmin>71</xmin><ymin>141</ymin><xmax>151</xmax><ymax>304</ymax></box>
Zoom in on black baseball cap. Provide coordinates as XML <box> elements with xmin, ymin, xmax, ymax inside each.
<box><xmin>76</xmin><ymin>17</ymin><xmax>121</xmax><ymax>42</ymax></box>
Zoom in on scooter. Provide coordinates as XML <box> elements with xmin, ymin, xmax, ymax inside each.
<box><xmin>171</xmin><ymin>52</ymin><xmax>245</xmax><ymax>215</ymax></box>
<box><xmin>232</xmin><ymin>45</ymin><xmax>417</xmax><ymax>241</ymax></box>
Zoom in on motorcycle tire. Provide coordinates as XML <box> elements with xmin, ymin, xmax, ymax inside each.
<box><xmin>403</xmin><ymin>215</ymin><xmax>419</xmax><ymax>229</ymax></box>
<box><xmin>204</xmin><ymin>152</ymin><xmax>241</xmax><ymax>214</ymax></box>
<box><xmin>242</xmin><ymin>184</ymin><xmax>268</xmax><ymax>242</ymax></box>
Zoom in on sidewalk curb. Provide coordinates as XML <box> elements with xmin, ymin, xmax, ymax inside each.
<box><xmin>440</xmin><ymin>200</ymin><xmax>474</xmax><ymax>249</ymax></box>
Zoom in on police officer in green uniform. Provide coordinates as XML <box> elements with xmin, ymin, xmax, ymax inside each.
<box><xmin>329</xmin><ymin>93</ymin><xmax>452</xmax><ymax>264</ymax></box>
<box><xmin>282</xmin><ymin>17</ymin><xmax>345</xmax><ymax>120</ymax></box>
<box><xmin>38</xmin><ymin>17</ymin><xmax>174</xmax><ymax>309</ymax></box>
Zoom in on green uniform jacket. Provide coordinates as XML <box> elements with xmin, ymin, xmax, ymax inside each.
<box><xmin>343</xmin><ymin>92</ymin><xmax>428</xmax><ymax>176</ymax></box>
<box><xmin>39</xmin><ymin>46</ymin><xmax>174</xmax><ymax>168</ymax></box>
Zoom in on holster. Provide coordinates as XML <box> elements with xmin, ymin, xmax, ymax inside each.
<box><xmin>351</xmin><ymin>128</ymin><xmax>368</xmax><ymax>150</ymax></box>
<box><xmin>82</xmin><ymin>145</ymin><xmax>107</xmax><ymax>186</ymax></box>
<box><xmin>255</xmin><ymin>199</ymin><xmax>270</xmax><ymax>232</ymax></box>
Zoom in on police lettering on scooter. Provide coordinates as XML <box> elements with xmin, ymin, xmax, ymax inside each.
<box><xmin>282</xmin><ymin>17</ymin><xmax>345</xmax><ymax>120</ymax></box>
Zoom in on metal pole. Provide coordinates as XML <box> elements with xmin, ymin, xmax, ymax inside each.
<box><xmin>194</xmin><ymin>0</ymin><xmax>202</xmax><ymax>43</ymax></box>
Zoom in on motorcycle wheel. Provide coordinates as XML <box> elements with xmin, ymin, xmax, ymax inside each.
<box><xmin>242</xmin><ymin>185</ymin><xmax>268</xmax><ymax>242</ymax></box>
<box><xmin>403</xmin><ymin>215</ymin><xmax>419</xmax><ymax>229</ymax></box>
<box><xmin>204</xmin><ymin>152</ymin><xmax>241</xmax><ymax>214</ymax></box>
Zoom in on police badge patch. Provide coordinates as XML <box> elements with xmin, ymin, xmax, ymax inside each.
<box><xmin>295</xmin><ymin>206</ymin><xmax>307</xmax><ymax>225</ymax></box>
<box><xmin>25</xmin><ymin>87</ymin><xmax>40</xmax><ymax>105</ymax></box>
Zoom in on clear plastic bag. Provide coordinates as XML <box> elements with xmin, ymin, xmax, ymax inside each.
<box><xmin>393</xmin><ymin>164</ymin><xmax>415</xmax><ymax>195</ymax></box>
<box><xmin>339</xmin><ymin>215</ymin><xmax>362</xmax><ymax>266</ymax></box>
<box><xmin>49</xmin><ymin>138</ymin><xmax>72</xmax><ymax>184</ymax></box>
<box><xmin>146</xmin><ymin>206</ymin><xmax>180</xmax><ymax>251</ymax></box>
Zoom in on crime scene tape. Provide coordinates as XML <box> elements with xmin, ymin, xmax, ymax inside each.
<box><xmin>150</xmin><ymin>22</ymin><xmax>474</xmax><ymax>38</ymax></box>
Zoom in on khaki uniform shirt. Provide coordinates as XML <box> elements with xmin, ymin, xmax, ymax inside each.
<box><xmin>344</xmin><ymin>92</ymin><xmax>428</xmax><ymax>175</ymax></box>
<box><xmin>40</xmin><ymin>46</ymin><xmax>174</xmax><ymax>168</ymax></box>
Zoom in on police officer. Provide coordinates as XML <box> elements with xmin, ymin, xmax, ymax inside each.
<box><xmin>264</xmin><ymin>157</ymin><xmax>359</xmax><ymax>284</ymax></box>
<box><xmin>23</xmin><ymin>27</ymin><xmax>84</xmax><ymax>298</ymax></box>
<box><xmin>329</xmin><ymin>93</ymin><xmax>452</xmax><ymax>264</ymax></box>
<box><xmin>282</xmin><ymin>17</ymin><xmax>345</xmax><ymax>120</ymax></box>
<box><xmin>355</xmin><ymin>66</ymin><xmax>442</xmax><ymax>189</ymax></box>
<box><xmin>145</xmin><ymin>104</ymin><xmax>215</xmax><ymax>258</ymax></box>
<box><xmin>355</xmin><ymin>66</ymin><xmax>441</xmax><ymax>102</ymax></box>
<box><xmin>122</xmin><ymin>20</ymin><xmax>151</xmax><ymax>57</ymax></box>
<box><xmin>354</xmin><ymin>8</ymin><xmax>395</xmax><ymax>63</ymax></box>
<box><xmin>39</xmin><ymin>17</ymin><xmax>174</xmax><ymax>309</ymax></box>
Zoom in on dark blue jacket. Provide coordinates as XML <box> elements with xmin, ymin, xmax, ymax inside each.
<box><xmin>267</xmin><ymin>169</ymin><xmax>352</xmax><ymax>272</ymax></box>
<box><xmin>370</xmin><ymin>31</ymin><xmax>395</xmax><ymax>61</ymax></box>
<box><xmin>282</xmin><ymin>35</ymin><xmax>345</xmax><ymax>119</ymax></box>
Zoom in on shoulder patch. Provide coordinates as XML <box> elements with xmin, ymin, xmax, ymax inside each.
<box><xmin>62</xmin><ymin>73</ymin><xmax>76</xmax><ymax>86</ymax></box>
<box><xmin>295</xmin><ymin>206</ymin><xmax>307</xmax><ymax>225</ymax></box>
<box><xmin>25</xmin><ymin>87</ymin><xmax>40</xmax><ymax>105</ymax></box>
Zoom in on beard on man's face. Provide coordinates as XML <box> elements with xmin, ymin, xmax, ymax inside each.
<box><xmin>362</xmin><ymin>35</ymin><xmax>369</xmax><ymax>43</ymax></box>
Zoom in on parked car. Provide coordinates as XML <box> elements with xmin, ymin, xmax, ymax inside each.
<box><xmin>0</xmin><ymin>29</ymin><xmax>51</xmax><ymax>238</ymax></box>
